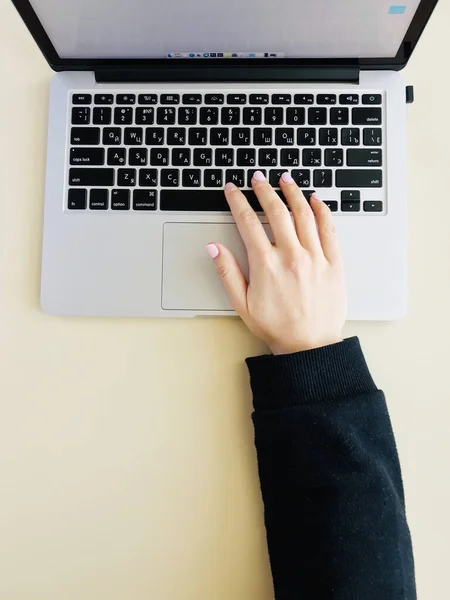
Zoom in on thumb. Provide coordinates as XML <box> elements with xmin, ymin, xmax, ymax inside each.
<box><xmin>205</xmin><ymin>243</ymin><xmax>248</xmax><ymax>315</ymax></box>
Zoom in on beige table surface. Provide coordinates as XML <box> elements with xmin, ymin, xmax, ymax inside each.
<box><xmin>1</xmin><ymin>1</ymin><xmax>450</xmax><ymax>599</ymax></box>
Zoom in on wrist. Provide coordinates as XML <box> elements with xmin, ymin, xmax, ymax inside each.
<box><xmin>269</xmin><ymin>335</ymin><xmax>344</xmax><ymax>356</ymax></box>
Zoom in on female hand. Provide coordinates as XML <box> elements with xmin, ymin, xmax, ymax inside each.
<box><xmin>205</xmin><ymin>172</ymin><xmax>347</xmax><ymax>355</ymax></box>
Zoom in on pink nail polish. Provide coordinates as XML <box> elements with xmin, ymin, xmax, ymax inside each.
<box><xmin>252</xmin><ymin>170</ymin><xmax>266</xmax><ymax>182</ymax></box>
<box><xmin>311</xmin><ymin>193</ymin><xmax>321</xmax><ymax>202</ymax></box>
<box><xmin>225</xmin><ymin>182</ymin><xmax>237</xmax><ymax>192</ymax></box>
<box><xmin>205</xmin><ymin>244</ymin><xmax>219</xmax><ymax>259</ymax></box>
<box><xmin>281</xmin><ymin>172</ymin><xmax>295</xmax><ymax>184</ymax></box>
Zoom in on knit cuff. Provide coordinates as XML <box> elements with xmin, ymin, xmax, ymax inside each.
<box><xmin>246</xmin><ymin>337</ymin><xmax>378</xmax><ymax>411</ymax></box>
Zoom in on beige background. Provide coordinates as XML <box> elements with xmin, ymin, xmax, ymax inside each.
<box><xmin>1</xmin><ymin>0</ymin><xmax>449</xmax><ymax>598</ymax></box>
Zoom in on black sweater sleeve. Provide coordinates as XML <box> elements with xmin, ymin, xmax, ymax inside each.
<box><xmin>246</xmin><ymin>337</ymin><xmax>416</xmax><ymax>600</ymax></box>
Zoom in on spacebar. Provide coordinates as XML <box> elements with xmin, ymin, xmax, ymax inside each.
<box><xmin>160</xmin><ymin>189</ymin><xmax>285</xmax><ymax>211</ymax></box>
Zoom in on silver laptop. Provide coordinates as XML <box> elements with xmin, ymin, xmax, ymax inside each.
<box><xmin>12</xmin><ymin>0</ymin><xmax>438</xmax><ymax>319</ymax></box>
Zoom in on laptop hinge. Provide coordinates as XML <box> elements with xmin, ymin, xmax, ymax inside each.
<box><xmin>95</xmin><ymin>66</ymin><xmax>360</xmax><ymax>85</ymax></box>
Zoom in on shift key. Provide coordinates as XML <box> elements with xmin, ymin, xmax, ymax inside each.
<box><xmin>69</xmin><ymin>168</ymin><xmax>114</xmax><ymax>186</ymax></box>
<box><xmin>336</xmin><ymin>169</ymin><xmax>382</xmax><ymax>188</ymax></box>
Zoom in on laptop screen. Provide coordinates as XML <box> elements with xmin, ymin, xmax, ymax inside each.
<box><xmin>29</xmin><ymin>0</ymin><xmax>421</xmax><ymax>60</ymax></box>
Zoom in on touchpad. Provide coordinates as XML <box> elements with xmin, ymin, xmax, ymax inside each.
<box><xmin>162</xmin><ymin>223</ymin><xmax>251</xmax><ymax>311</ymax></box>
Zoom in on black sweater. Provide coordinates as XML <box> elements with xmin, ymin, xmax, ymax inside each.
<box><xmin>246</xmin><ymin>337</ymin><xmax>416</xmax><ymax>600</ymax></box>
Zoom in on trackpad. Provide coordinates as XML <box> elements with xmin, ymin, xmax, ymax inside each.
<box><xmin>162</xmin><ymin>223</ymin><xmax>250</xmax><ymax>311</ymax></box>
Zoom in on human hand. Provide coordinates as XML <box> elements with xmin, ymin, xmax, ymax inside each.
<box><xmin>205</xmin><ymin>172</ymin><xmax>347</xmax><ymax>355</ymax></box>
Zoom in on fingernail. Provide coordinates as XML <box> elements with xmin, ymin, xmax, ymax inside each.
<box><xmin>225</xmin><ymin>182</ymin><xmax>237</xmax><ymax>192</ymax></box>
<box><xmin>252</xmin><ymin>170</ymin><xmax>266</xmax><ymax>182</ymax></box>
<box><xmin>281</xmin><ymin>172</ymin><xmax>295</xmax><ymax>184</ymax></box>
<box><xmin>311</xmin><ymin>193</ymin><xmax>321</xmax><ymax>202</ymax></box>
<box><xmin>205</xmin><ymin>244</ymin><xmax>219</xmax><ymax>259</ymax></box>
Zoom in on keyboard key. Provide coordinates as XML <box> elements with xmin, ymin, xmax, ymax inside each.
<box><xmin>124</xmin><ymin>128</ymin><xmax>143</xmax><ymax>145</ymax></box>
<box><xmin>272</xmin><ymin>94</ymin><xmax>291</xmax><ymax>104</ymax></box>
<box><xmin>150</xmin><ymin>148</ymin><xmax>169</xmax><ymax>165</ymax></box>
<box><xmin>139</xmin><ymin>169</ymin><xmax>158</xmax><ymax>186</ymax></box>
<box><xmin>259</xmin><ymin>148</ymin><xmax>278</xmax><ymax>166</ymax></box>
<box><xmin>145</xmin><ymin>128</ymin><xmax>165</xmax><ymax>145</ymax></box>
<box><xmin>341</xmin><ymin>128</ymin><xmax>360</xmax><ymax>146</ymax></box>
<box><xmin>232</xmin><ymin>128</ymin><xmax>251</xmax><ymax>146</ymax></box>
<box><xmin>182</xmin><ymin>94</ymin><xmax>202</xmax><ymax>104</ymax></box>
<box><xmin>222</xmin><ymin>107</ymin><xmax>240</xmax><ymax>125</ymax></box>
<box><xmin>161</xmin><ymin>169</ymin><xmax>180</xmax><ymax>187</ymax></box>
<box><xmin>313</xmin><ymin>169</ymin><xmax>333</xmax><ymax>187</ymax></box>
<box><xmin>103</xmin><ymin>127</ymin><xmax>122</xmax><ymax>145</ymax></box>
<box><xmin>247</xmin><ymin>169</ymin><xmax>267</xmax><ymax>186</ymax></box>
<box><xmin>265</xmin><ymin>107</ymin><xmax>283</xmax><ymax>125</ymax></box>
<box><xmin>69</xmin><ymin>168</ymin><xmax>114</xmax><ymax>187</ymax></box>
<box><xmin>116</xmin><ymin>94</ymin><xmax>135</xmax><ymax>105</ymax></box>
<box><xmin>226</xmin><ymin>169</ymin><xmax>245</xmax><ymax>187</ymax></box>
<box><xmin>210</xmin><ymin>128</ymin><xmax>229</xmax><ymax>145</ymax></box>
<box><xmin>178</xmin><ymin>107</ymin><xmax>197</xmax><ymax>125</ymax></box>
<box><xmin>204</xmin><ymin>169</ymin><xmax>224</xmax><ymax>187</ymax></box>
<box><xmin>157</xmin><ymin>107</ymin><xmax>176</xmax><ymax>125</ymax></box>
<box><xmin>319</xmin><ymin>128</ymin><xmax>338</xmax><ymax>146</ymax></box>
<box><xmin>94</xmin><ymin>94</ymin><xmax>114</xmax><ymax>105</ymax></box>
<box><xmin>325</xmin><ymin>149</ymin><xmax>343</xmax><ymax>166</ymax></box>
<box><xmin>113</xmin><ymin>107</ymin><xmax>132</xmax><ymax>124</ymax></box>
<box><xmin>269</xmin><ymin>170</ymin><xmax>285</xmax><ymax>187</ymax></box>
<box><xmin>189</xmin><ymin>128</ymin><xmax>208</xmax><ymax>145</ymax></box>
<box><xmin>330</xmin><ymin>107</ymin><xmax>349</xmax><ymax>125</ymax></box>
<box><xmin>317</xmin><ymin>94</ymin><xmax>336</xmax><ymax>105</ymax></box>
<box><xmin>70</xmin><ymin>147</ymin><xmax>105</xmax><ymax>165</ymax></box>
<box><xmin>138</xmin><ymin>94</ymin><xmax>158</xmax><ymax>105</ymax></box>
<box><xmin>72</xmin><ymin>94</ymin><xmax>92</xmax><ymax>105</ymax></box>
<box><xmin>183</xmin><ymin>169</ymin><xmax>202</xmax><ymax>187</ymax></box>
<box><xmin>281</xmin><ymin>149</ymin><xmax>300</xmax><ymax>166</ymax></box>
<box><xmin>308</xmin><ymin>108</ymin><xmax>327</xmax><ymax>125</ymax></box>
<box><xmin>363</xmin><ymin>128</ymin><xmax>382</xmax><ymax>146</ymax></box>
<box><xmin>194</xmin><ymin>148</ymin><xmax>212</xmax><ymax>166</ymax></box>
<box><xmin>253</xmin><ymin>128</ymin><xmax>272</xmax><ymax>146</ymax></box>
<box><xmin>339</xmin><ymin>94</ymin><xmax>359</xmax><ymax>105</ymax></box>
<box><xmin>250</xmin><ymin>94</ymin><xmax>269</xmax><ymax>104</ymax></box>
<box><xmin>362</xmin><ymin>94</ymin><xmax>382</xmax><ymax>105</ymax></box>
<box><xmin>107</xmin><ymin>147</ymin><xmax>126</xmax><ymax>165</ymax></box>
<box><xmin>341</xmin><ymin>190</ymin><xmax>361</xmax><ymax>201</ymax></box>
<box><xmin>237</xmin><ymin>149</ymin><xmax>256</xmax><ymax>166</ymax></box>
<box><xmin>117</xmin><ymin>168</ymin><xmax>137</xmax><ymax>187</ymax></box>
<box><xmin>324</xmin><ymin>201</ymin><xmax>338</xmax><ymax>212</ymax></box>
<box><xmin>167</xmin><ymin>127</ymin><xmax>187</xmax><ymax>145</ymax></box>
<box><xmin>200</xmin><ymin>107</ymin><xmax>219</xmax><ymax>125</ymax></box>
<box><xmin>297</xmin><ymin>128</ymin><xmax>316</xmax><ymax>146</ymax></box>
<box><xmin>364</xmin><ymin>201</ymin><xmax>383</xmax><ymax>212</ymax></box>
<box><xmin>90</xmin><ymin>189</ymin><xmax>108</xmax><ymax>210</ymax></box>
<box><xmin>133</xmin><ymin>190</ymin><xmax>157</xmax><ymax>210</ymax></box>
<box><xmin>71</xmin><ymin>127</ymin><xmax>100</xmax><ymax>145</ymax></box>
<box><xmin>93</xmin><ymin>107</ymin><xmax>112</xmax><ymax>125</ymax></box>
<box><xmin>243</xmin><ymin>107</ymin><xmax>262</xmax><ymax>125</ymax></box>
<box><xmin>227</xmin><ymin>94</ymin><xmax>247</xmax><ymax>104</ymax></box>
<box><xmin>352</xmin><ymin>108</ymin><xmax>382</xmax><ymax>125</ymax></box>
<box><xmin>215</xmin><ymin>148</ymin><xmax>234</xmax><ymax>166</ymax></box>
<box><xmin>342</xmin><ymin>200</ymin><xmax>360</xmax><ymax>212</ymax></box>
<box><xmin>286</xmin><ymin>107</ymin><xmax>305</xmax><ymax>125</ymax></box>
<box><xmin>303</xmin><ymin>149</ymin><xmax>322</xmax><ymax>166</ymax></box>
<box><xmin>347</xmin><ymin>149</ymin><xmax>382</xmax><ymax>166</ymax></box>
<box><xmin>294</xmin><ymin>94</ymin><xmax>314</xmax><ymax>105</ymax></box>
<box><xmin>160</xmin><ymin>94</ymin><xmax>180</xmax><ymax>104</ymax></box>
<box><xmin>172</xmin><ymin>148</ymin><xmax>191</xmax><ymax>166</ymax></box>
<box><xmin>205</xmin><ymin>94</ymin><xmax>224</xmax><ymax>105</ymax></box>
<box><xmin>72</xmin><ymin>107</ymin><xmax>90</xmax><ymax>124</ymax></box>
<box><xmin>68</xmin><ymin>189</ymin><xmax>87</xmax><ymax>210</ymax></box>
<box><xmin>275</xmin><ymin>128</ymin><xmax>295</xmax><ymax>145</ymax></box>
<box><xmin>111</xmin><ymin>189</ymin><xmax>130</xmax><ymax>210</ymax></box>
<box><xmin>291</xmin><ymin>170</ymin><xmax>311</xmax><ymax>187</ymax></box>
<box><xmin>129</xmin><ymin>148</ymin><xmax>148</xmax><ymax>166</ymax></box>
<box><xmin>336</xmin><ymin>170</ymin><xmax>383</xmax><ymax>188</ymax></box>
<box><xmin>136</xmin><ymin>107</ymin><xmax>154</xmax><ymax>124</ymax></box>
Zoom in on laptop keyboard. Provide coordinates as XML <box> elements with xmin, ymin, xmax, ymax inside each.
<box><xmin>67</xmin><ymin>90</ymin><xmax>385</xmax><ymax>214</ymax></box>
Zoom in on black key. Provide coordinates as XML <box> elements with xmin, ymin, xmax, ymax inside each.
<box><xmin>324</xmin><ymin>201</ymin><xmax>338</xmax><ymax>212</ymax></box>
<box><xmin>232</xmin><ymin>128</ymin><xmax>251</xmax><ymax>146</ymax></box>
<box><xmin>157</xmin><ymin>107</ymin><xmax>176</xmax><ymax>125</ymax></box>
<box><xmin>325</xmin><ymin>149</ymin><xmax>343</xmax><ymax>167</ymax></box>
<box><xmin>272</xmin><ymin>94</ymin><xmax>291</xmax><ymax>104</ymax></box>
<box><xmin>210</xmin><ymin>128</ymin><xmax>229</xmax><ymax>145</ymax></box>
<box><xmin>341</xmin><ymin>190</ymin><xmax>361</xmax><ymax>201</ymax></box>
<box><xmin>286</xmin><ymin>107</ymin><xmax>305</xmax><ymax>125</ymax></box>
<box><xmin>204</xmin><ymin>169</ymin><xmax>224</xmax><ymax>187</ymax></box>
<box><xmin>182</xmin><ymin>94</ymin><xmax>202</xmax><ymax>104</ymax></box>
<box><xmin>107</xmin><ymin>147</ymin><xmax>126</xmax><ymax>166</ymax></box>
<box><xmin>269</xmin><ymin>170</ymin><xmax>285</xmax><ymax>187</ymax></box>
<box><xmin>341</xmin><ymin>128</ymin><xmax>360</xmax><ymax>146</ymax></box>
<box><xmin>114</xmin><ymin>107</ymin><xmax>133</xmax><ymax>124</ymax></box>
<box><xmin>183</xmin><ymin>169</ymin><xmax>202</xmax><ymax>187</ymax></box>
<box><xmin>200</xmin><ymin>107</ymin><xmax>219</xmax><ymax>125</ymax></box>
<box><xmin>250</xmin><ymin>94</ymin><xmax>269</xmax><ymax>105</ymax></box>
<box><xmin>313</xmin><ymin>169</ymin><xmax>333</xmax><ymax>188</ymax></box>
<box><xmin>124</xmin><ymin>127</ymin><xmax>144</xmax><ymax>145</ymax></box>
<box><xmin>116</xmin><ymin>94</ymin><xmax>135</xmax><ymax>105</ymax></box>
<box><xmin>69</xmin><ymin>168</ymin><xmax>114</xmax><ymax>187</ymax></box>
<box><xmin>319</xmin><ymin>128</ymin><xmax>338</xmax><ymax>146</ymax></box>
<box><xmin>111</xmin><ymin>189</ymin><xmax>130</xmax><ymax>210</ymax></box>
<box><xmin>70</xmin><ymin>147</ymin><xmax>105</xmax><ymax>166</ymax></box>
<box><xmin>317</xmin><ymin>94</ymin><xmax>336</xmax><ymax>105</ymax></box>
<box><xmin>172</xmin><ymin>148</ymin><xmax>191</xmax><ymax>166</ymax></box>
<box><xmin>68</xmin><ymin>189</ymin><xmax>87</xmax><ymax>210</ymax></box>
<box><xmin>222</xmin><ymin>107</ymin><xmax>240</xmax><ymax>125</ymax></box>
<box><xmin>275</xmin><ymin>128</ymin><xmax>295</xmax><ymax>145</ymax></box>
<box><xmin>72</xmin><ymin>107</ymin><xmax>90</xmax><ymax>124</ymax></box>
<box><xmin>339</xmin><ymin>94</ymin><xmax>359</xmax><ymax>105</ymax></box>
<box><xmin>139</xmin><ymin>169</ymin><xmax>158</xmax><ymax>186</ymax></box>
<box><xmin>138</xmin><ymin>94</ymin><xmax>158</xmax><ymax>105</ymax></box>
<box><xmin>362</xmin><ymin>94</ymin><xmax>382</xmax><ymax>105</ymax></box>
<box><xmin>336</xmin><ymin>170</ymin><xmax>383</xmax><ymax>188</ymax></box>
<box><xmin>71</xmin><ymin>127</ymin><xmax>100</xmax><ymax>145</ymax></box>
<box><xmin>93</xmin><ymin>107</ymin><xmax>112</xmax><ymax>125</ymax></box>
<box><xmin>160</xmin><ymin>94</ymin><xmax>180</xmax><ymax>104</ymax></box>
<box><xmin>117</xmin><ymin>168</ymin><xmax>137</xmax><ymax>187</ymax></box>
<box><xmin>352</xmin><ymin>108</ymin><xmax>382</xmax><ymax>125</ymax></box>
<box><xmin>364</xmin><ymin>201</ymin><xmax>383</xmax><ymax>212</ymax></box>
<box><xmin>342</xmin><ymin>200</ymin><xmax>360</xmax><ymax>212</ymax></box>
<box><xmin>363</xmin><ymin>128</ymin><xmax>382</xmax><ymax>146</ymax></box>
<box><xmin>194</xmin><ymin>148</ymin><xmax>212</xmax><ymax>166</ymax></box>
<box><xmin>281</xmin><ymin>149</ymin><xmax>300</xmax><ymax>166</ymax></box>
<box><xmin>129</xmin><ymin>148</ymin><xmax>148</xmax><ymax>166</ymax></box>
<box><xmin>247</xmin><ymin>169</ymin><xmax>267</xmax><ymax>186</ymax></box>
<box><xmin>330</xmin><ymin>107</ymin><xmax>349</xmax><ymax>125</ymax></box>
<box><xmin>150</xmin><ymin>148</ymin><xmax>169</xmax><ymax>165</ymax></box>
<box><xmin>167</xmin><ymin>127</ymin><xmax>187</xmax><ymax>145</ymax></box>
<box><xmin>294</xmin><ymin>94</ymin><xmax>314</xmax><ymax>105</ymax></box>
<box><xmin>215</xmin><ymin>148</ymin><xmax>234</xmax><ymax>166</ymax></box>
<box><xmin>90</xmin><ymin>189</ymin><xmax>108</xmax><ymax>210</ymax></box>
<box><xmin>178</xmin><ymin>107</ymin><xmax>197</xmax><ymax>125</ymax></box>
<box><xmin>133</xmin><ymin>190</ymin><xmax>157</xmax><ymax>210</ymax></box>
<box><xmin>227</xmin><ymin>94</ymin><xmax>247</xmax><ymax>104</ymax></box>
<box><xmin>243</xmin><ymin>107</ymin><xmax>262</xmax><ymax>125</ymax></box>
<box><xmin>259</xmin><ymin>148</ymin><xmax>278</xmax><ymax>166</ymax></box>
<box><xmin>253</xmin><ymin>128</ymin><xmax>272</xmax><ymax>146</ymax></box>
<box><xmin>297</xmin><ymin>128</ymin><xmax>316</xmax><ymax>146</ymax></box>
<box><xmin>160</xmin><ymin>189</ymin><xmax>286</xmax><ymax>212</ymax></box>
<box><xmin>225</xmin><ymin>169</ymin><xmax>245</xmax><ymax>187</ymax></box>
<box><xmin>291</xmin><ymin>170</ymin><xmax>311</xmax><ymax>187</ymax></box>
<box><xmin>308</xmin><ymin>108</ymin><xmax>327</xmax><ymax>125</ymax></box>
<box><xmin>265</xmin><ymin>107</ymin><xmax>283</xmax><ymax>125</ymax></box>
<box><xmin>189</xmin><ymin>128</ymin><xmax>208</xmax><ymax>145</ymax></box>
<box><xmin>237</xmin><ymin>149</ymin><xmax>256</xmax><ymax>167</ymax></box>
<box><xmin>72</xmin><ymin>94</ymin><xmax>92</xmax><ymax>105</ymax></box>
<box><xmin>302</xmin><ymin>148</ymin><xmax>322</xmax><ymax>167</ymax></box>
<box><xmin>136</xmin><ymin>107</ymin><xmax>154</xmax><ymax>124</ymax></box>
<box><xmin>161</xmin><ymin>169</ymin><xmax>180</xmax><ymax>187</ymax></box>
<box><xmin>94</xmin><ymin>94</ymin><xmax>113</xmax><ymax>105</ymax></box>
<box><xmin>347</xmin><ymin>149</ymin><xmax>382</xmax><ymax>167</ymax></box>
<box><xmin>103</xmin><ymin>127</ymin><xmax>122</xmax><ymax>145</ymax></box>
<box><xmin>145</xmin><ymin>127</ymin><xmax>165</xmax><ymax>145</ymax></box>
<box><xmin>205</xmin><ymin>94</ymin><xmax>224</xmax><ymax>105</ymax></box>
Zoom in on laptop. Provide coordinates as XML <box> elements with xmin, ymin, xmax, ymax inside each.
<box><xmin>12</xmin><ymin>0</ymin><xmax>438</xmax><ymax>319</ymax></box>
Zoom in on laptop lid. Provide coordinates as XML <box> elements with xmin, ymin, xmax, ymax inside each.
<box><xmin>11</xmin><ymin>0</ymin><xmax>439</xmax><ymax>75</ymax></box>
